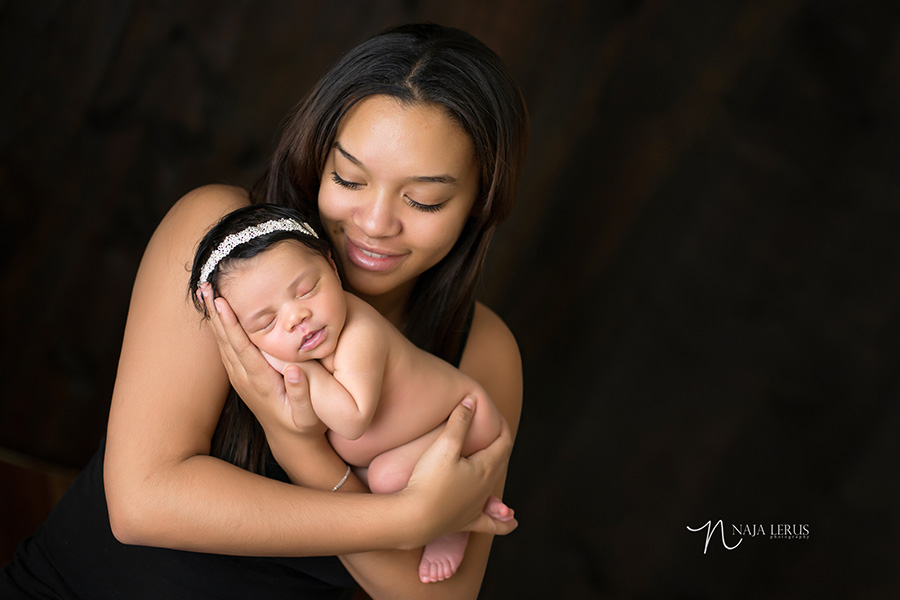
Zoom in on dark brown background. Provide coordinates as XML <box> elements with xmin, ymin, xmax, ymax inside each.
<box><xmin>3</xmin><ymin>1</ymin><xmax>900</xmax><ymax>597</ymax></box>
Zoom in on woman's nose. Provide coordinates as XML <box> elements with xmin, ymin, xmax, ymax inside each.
<box><xmin>354</xmin><ymin>190</ymin><xmax>401</xmax><ymax>238</ymax></box>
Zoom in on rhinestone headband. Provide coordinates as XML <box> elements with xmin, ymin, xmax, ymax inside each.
<box><xmin>199</xmin><ymin>217</ymin><xmax>318</xmax><ymax>283</ymax></box>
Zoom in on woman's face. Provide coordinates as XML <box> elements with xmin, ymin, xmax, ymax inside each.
<box><xmin>317</xmin><ymin>95</ymin><xmax>479</xmax><ymax>316</ymax></box>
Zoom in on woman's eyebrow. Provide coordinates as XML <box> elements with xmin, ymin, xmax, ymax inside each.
<box><xmin>334</xmin><ymin>142</ymin><xmax>363</xmax><ymax>167</ymax></box>
<box><xmin>333</xmin><ymin>142</ymin><xmax>458</xmax><ymax>185</ymax></box>
<box><xmin>410</xmin><ymin>173</ymin><xmax>457</xmax><ymax>185</ymax></box>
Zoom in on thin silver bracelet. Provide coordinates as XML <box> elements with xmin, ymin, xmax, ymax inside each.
<box><xmin>331</xmin><ymin>465</ymin><xmax>351</xmax><ymax>492</ymax></box>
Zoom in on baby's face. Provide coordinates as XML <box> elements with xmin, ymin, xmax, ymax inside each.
<box><xmin>219</xmin><ymin>240</ymin><xmax>347</xmax><ymax>364</ymax></box>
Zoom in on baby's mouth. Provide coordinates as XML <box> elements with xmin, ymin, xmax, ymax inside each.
<box><xmin>299</xmin><ymin>327</ymin><xmax>326</xmax><ymax>351</ymax></box>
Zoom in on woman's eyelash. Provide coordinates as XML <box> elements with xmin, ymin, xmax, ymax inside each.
<box><xmin>332</xmin><ymin>170</ymin><xmax>444</xmax><ymax>213</ymax></box>
<box><xmin>331</xmin><ymin>171</ymin><xmax>362</xmax><ymax>189</ymax></box>
<box><xmin>406</xmin><ymin>197</ymin><xmax>446</xmax><ymax>213</ymax></box>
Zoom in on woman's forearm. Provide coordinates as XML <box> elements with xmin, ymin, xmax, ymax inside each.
<box><xmin>105</xmin><ymin>449</ymin><xmax>418</xmax><ymax>556</ymax></box>
<box><xmin>262</xmin><ymin>400</ymin><xmax>510</xmax><ymax>599</ymax></box>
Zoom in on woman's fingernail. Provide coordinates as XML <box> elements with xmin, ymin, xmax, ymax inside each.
<box><xmin>213</xmin><ymin>298</ymin><xmax>223</xmax><ymax>314</ymax></box>
<box><xmin>462</xmin><ymin>396</ymin><xmax>475</xmax><ymax>410</ymax></box>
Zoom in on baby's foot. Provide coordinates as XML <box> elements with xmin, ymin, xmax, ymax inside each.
<box><xmin>484</xmin><ymin>496</ymin><xmax>515</xmax><ymax>521</ymax></box>
<box><xmin>419</xmin><ymin>532</ymin><xmax>469</xmax><ymax>583</ymax></box>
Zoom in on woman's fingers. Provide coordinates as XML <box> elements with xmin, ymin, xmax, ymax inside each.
<box><xmin>402</xmin><ymin>396</ymin><xmax>518</xmax><ymax>542</ymax></box>
<box><xmin>425</xmin><ymin>395</ymin><xmax>513</xmax><ymax>481</ymax></box>
<box><xmin>199</xmin><ymin>284</ymin><xmax>282</xmax><ymax>404</ymax></box>
<box><xmin>199</xmin><ymin>284</ymin><xmax>236</xmax><ymax>363</ymax></box>
<box><xmin>432</xmin><ymin>395</ymin><xmax>477</xmax><ymax>458</ymax></box>
<box><xmin>201</xmin><ymin>285</ymin><xmax>254</xmax><ymax>365</ymax></box>
<box><xmin>282</xmin><ymin>365</ymin><xmax>325</xmax><ymax>434</ymax></box>
<box><xmin>197</xmin><ymin>284</ymin><xmax>324</xmax><ymax>439</ymax></box>
<box><xmin>462</xmin><ymin>412</ymin><xmax>513</xmax><ymax>469</ymax></box>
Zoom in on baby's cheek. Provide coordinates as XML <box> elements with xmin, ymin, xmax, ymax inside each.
<box><xmin>249</xmin><ymin>332</ymin><xmax>270</xmax><ymax>353</ymax></box>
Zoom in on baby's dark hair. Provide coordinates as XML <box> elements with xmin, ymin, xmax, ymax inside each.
<box><xmin>189</xmin><ymin>203</ymin><xmax>332</xmax><ymax>315</ymax></box>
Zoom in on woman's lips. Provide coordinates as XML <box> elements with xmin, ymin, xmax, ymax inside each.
<box><xmin>344</xmin><ymin>237</ymin><xmax>406</xmax><ymax>272</ymax></box>
<box><xmin>299</xmin><ymin>327</ymin><xmax>326</xmax><ymax>352</ymax></box>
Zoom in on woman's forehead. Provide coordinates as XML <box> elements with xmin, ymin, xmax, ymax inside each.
<box><xmin>334</xmin><ymin>95</ymin><xmax>476</xmax><ymax>179</ymax></box>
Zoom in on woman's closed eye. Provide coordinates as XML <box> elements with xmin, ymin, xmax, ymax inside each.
<box><xmin>405</xmin><ymin>195</ymin><xmax>446</xmax><ymax>213</ymax></box>
<box><xmin>331</xmin><ymin>171</ymin><xmax>362</xmax><ymax>190</ymax></box>
<box><xmin>333</xmin><ymin>170</ymin><xmax>447</xmax><ymax>213</ymax></box>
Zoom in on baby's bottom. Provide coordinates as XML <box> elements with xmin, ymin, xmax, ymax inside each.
<box><xmin>357</xmin><ymin>398</ymin><xmax>510</xmax><ymax>583</ymax></box>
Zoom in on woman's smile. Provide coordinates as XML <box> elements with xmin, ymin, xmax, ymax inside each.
<box><xmin>318</xmin><ymin>95</ymin><xmax>479</xmax><ymax>306</ymax></box>
<box><xmin>343</xmin><ymin>234</ymin><xmax>408</xmax><ymax>272</ymax></box>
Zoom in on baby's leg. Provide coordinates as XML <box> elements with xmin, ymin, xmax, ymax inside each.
<box><xmin>366</xmin><ymin>394</ymin><xmax>509</xmax><ymax>583</ymax></box>
<box><xmin>415</xmin><ymin>497</ymin><xmax>513</xmax><ymax>583</ymax></box>
<box><xmin>366</xmin><ymin>429</ymin><xmax>440</xmax><ymax>495</ymax></box>
<box><xmin>418</xmin><ymin>532</ymin><xmax>469</xmax><ymax>583</ymax></box>
<box><xmin>416</xmin><ymin>497</ymin><xmax>514</xmax><ymax>583</ymax></box>
<box><xmin>366</xmin><ymin>394</ymin><xmax>505</xmax><ymax>494</ymax></box>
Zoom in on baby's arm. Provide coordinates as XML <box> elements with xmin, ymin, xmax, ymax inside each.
<box><xmin>300</xmin><ymin>359</ymin><xmax>378</xmax><ymax>440</ymax></box>
<box><xmin>262</xmin><ymin>299</ymin><xmax>388</xmax><ymax>440</ymax></box>
<box><xmin>318</xmin><ymin>299</ymin><xmax>390</xmax><ymax>440</ymax></box>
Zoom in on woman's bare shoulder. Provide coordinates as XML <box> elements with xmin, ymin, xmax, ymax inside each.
<box><xmin>158</xmin><ymin>184</ymin><xmax>250</xmax><ymax>236</ymax></box>
<box><xmin>468</xmin><ymin>302</ymin><xmax>520</xmax><ymax>361</ymax></box>
<box><xmin>461</xmin><ymin>302</ymin><xmax>523</xmax><ymax>433</ymax></box>
<box><xmin>106</xmin><ymin>186</ymin><xmax>250</xmax><ymax>483</ymax></box>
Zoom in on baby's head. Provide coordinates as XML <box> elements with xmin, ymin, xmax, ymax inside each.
<box><xmin>190</xmin><ymin>204</ymin><xmax>347</xmax><ymax>364</ymax></box>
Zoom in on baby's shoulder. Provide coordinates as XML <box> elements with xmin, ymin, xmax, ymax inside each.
<box><xmin>337</xmin><ymin>294</ymin><xmax>397</xmax><ymax>351</ymax></box>
<box><xmin>343</xmin><ymin>294</ymin><xmax>390</xmax><ymax>331</ymax></box>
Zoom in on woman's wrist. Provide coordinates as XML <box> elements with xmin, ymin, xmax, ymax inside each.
<box><xmin>264</xmin><ymin>428</ymin><xmax>348</xmax><ymax>489</ymax></box>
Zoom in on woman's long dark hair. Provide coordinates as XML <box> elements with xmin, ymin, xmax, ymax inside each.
<box><xmin>212</xmin><ymin>23</ymin><xmax>528</xmax><ymax>474</ymax></box>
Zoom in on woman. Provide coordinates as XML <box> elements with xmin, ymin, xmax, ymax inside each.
<box><xmin>1</xmin><ymin>23</ymin><xmax>527</xmax><ymax>599</ymax></box>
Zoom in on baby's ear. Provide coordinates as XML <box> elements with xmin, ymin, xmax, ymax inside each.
<box><xmin>327</xmin><ymin>252</ymin><xmax>341</xmax><ymax>279</ymax></box>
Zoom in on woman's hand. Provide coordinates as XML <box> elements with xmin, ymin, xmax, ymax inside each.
<box><xmin>399</xmin><ymin>396</ymin><xmax>517</xmax><ymax>547</ymax></box>
<box><xmin>199</xmin><ymin>283</ymin><xmax>325</xmax><ymax>436</ymax></box>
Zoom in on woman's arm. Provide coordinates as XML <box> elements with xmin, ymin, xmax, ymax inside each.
<box><xmin>104</xmin><ymin>185</ymin><xmax>515</xmax><ymax>556</ymax></box>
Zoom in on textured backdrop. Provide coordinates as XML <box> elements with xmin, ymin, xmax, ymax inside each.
<box><xmin>2</xmin><ymin>1</ymin><xmax>900</xmax><ymax>597</ymax></box>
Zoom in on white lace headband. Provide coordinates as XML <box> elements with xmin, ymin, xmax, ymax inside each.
<box><xmin>199</xmin><ymin>217</ymin><xmax>319</xmax><ymax>284</ymax></box>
